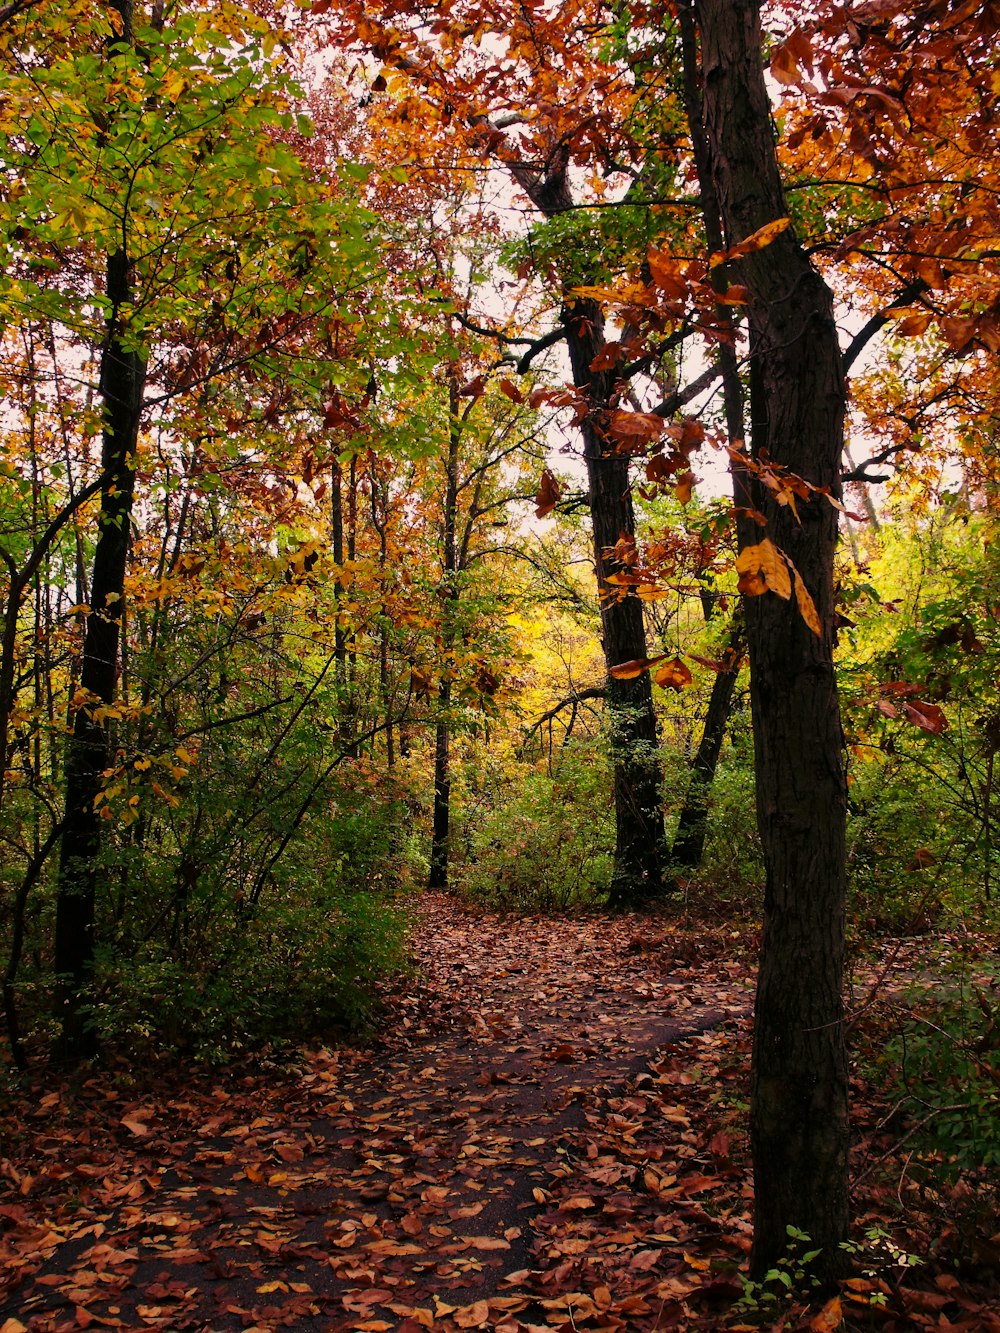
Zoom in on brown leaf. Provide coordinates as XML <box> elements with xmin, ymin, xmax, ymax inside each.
<box><xmin>896</xmin><ymin>310</ymin><xmax>933</xmax><ymax>337</ymax></box>
<box><xmin>688</xmin><ymin>653</ymin><xmax>735</xmax><ymax>674</ymax></box>
<box><xmin>119</xmin><ymin>1114</ymin><xmax>151</xmax><ymax>1137</ymax></box>
<box><xmin>902</xmin><ymin>699</ymin><xmax>948</xmax><ymax>734</ymax></box>
<box><xmin>453</xmin><ymin>1301</ymin><xmax>491</xmax><ymax>1329</ymax></box>
<box><xmin>534</xmin><ymin>467</ymin><xmax>562</xmax><ymax>519</ymax></box>
<box><xmin>906</xmin><ymin>848</ymin><xmax>937</xmax><ymax>871</ymax></box>
<box><xmin>590</xmin><ymin>341</ymin><xmax>623</xmax><ymax>372</ymax></box>
<box><xmin>607</xmin><ymin>410</ymin><xmax>664</xmax><ymax>445</ymax></box>
<box><xmin>770</xmin><ymin>42</ymin><xmax>801</xmax><ymax>85</ymax></box>
<box><xmin>498</xmin><ymin>378</ymin><xmax>523</xmax><ymax>404</ymax></box>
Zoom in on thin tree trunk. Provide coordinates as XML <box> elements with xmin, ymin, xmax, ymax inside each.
<box><xmin>670</xmin><ymin>617</ymin><xmax>744</xmax><ymax>872</ymax></box>
<box><xmin>561</xmin><ymin>298</ymin><xmax>666</xmax><ymax>906</ymax></box>
<box><xmin>54</xmin><ymin>238</ymin><xmax>146</xmax><ymax>1059</ymax></box>
<box><xmin>428</xmin><ymin>371</ymin><xmax>461</xmax><ymax>891</ymax></box>
<box><xmin>693</xmin><ymin>0</ymin><xmax>850</xmax><ymax>1281</ymax></box>
<box><xmin>503</xmin><ymin>150</ymin><xmax>666</xmax><ymax>905</ymax></box>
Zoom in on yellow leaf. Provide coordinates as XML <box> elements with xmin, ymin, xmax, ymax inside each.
<box><xmin>735</xmin><ymin>539</ymin><xmax>791</xmax><ymax>600</ymax></box>
<box><xmin>711</xmin><ymin>216</ymin><xmax>792</xmax><ymax>268</ymax></box>
<box><xmin>793</xmin><ymin>568</ymin><xmax>822</xmax><ymax>636</ymax></box>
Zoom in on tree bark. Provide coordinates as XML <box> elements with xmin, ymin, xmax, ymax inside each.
<box><xmin>561</xmin><ymin>298</ymin><xmax>666</xmax><ymax>905</ymax></box>
<box><xmin>693</xmin><ymin>0</ymin><xmax>850</xmax><ymax>1281</ymax></box>
<box><xmin>428</xmin><ymin>371</ymin><xmax>461</xmax><ymax>891</ymax></box>
<box><xmin>54</xmin><ymin>241</ymin><xmax>145</xmax><ymax>1060</ymax></box>
<box><xmin>501</xmin><ymin>152</ymin><xmax>665</xmax><ymax>906</ymax></box>
<box><xmin>670</xmin><ymin>617</ymin><xmax>744</xmax><ymax>873</ymax></box>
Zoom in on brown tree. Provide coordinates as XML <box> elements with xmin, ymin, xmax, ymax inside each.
<box><xmin>693</xmin><ymin>0</ymin><xmax>850</xmax><ymax>1280</ymax></box>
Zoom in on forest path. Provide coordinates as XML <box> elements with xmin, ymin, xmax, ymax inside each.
<box><xmin>2</xmin><ymin>894</ymin><xmax>755</xmax><ymax>1333</ymax></box>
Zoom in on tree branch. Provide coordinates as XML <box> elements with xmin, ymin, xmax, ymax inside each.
<box><xmin>842</xmin><ymin>278</ymin><xmax>930</xmax><ymax>375</ymax></box>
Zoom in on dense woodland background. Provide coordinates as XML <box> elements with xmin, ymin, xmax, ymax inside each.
<box><xmin>2</xmin><ymin>0</ymin><xmax>1000</xmax><ymax>1320</ymax></box>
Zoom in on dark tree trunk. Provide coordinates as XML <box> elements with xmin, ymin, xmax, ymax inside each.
<box><xmin>54</xmin><ymin>242</ymin><xmax>145</xmax><ymax>1060</ymax></box>
<box><xmin>559</xmin><ymin>299</ymin><xmax>665</xmax><ymax>905</ymax></box>
<box><xmin>505</xmin><ymin>156</ymin><xmax>666</xmax><ymax>907</ymax></box>
<box><xmin>427</xmin><ymin>679</ymin><xmax>451</xmax><ymax>891</ymax></box>
<box><xmin>669</xmin><ymin>4</ymin><xmax>750</xmax><ymax>881</ymax></box>
<box><xmin>693</xmin><ymin>0</ymin><xmax>850</xmax><ymax>1281</ymax></box>
<box><xmin>670</xmin><ymin>617</ymin><xmax>744</xmax><ymax>873</ymax></box>
<box><xmin>428</xmin><ymin>372</ymin><xmax>461</xmax><ymax>892</ymax></box>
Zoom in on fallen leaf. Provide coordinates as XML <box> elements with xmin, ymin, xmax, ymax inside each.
<box><xmin>810</xmin><ymin>1295</ymin><xmax>843</xmax><ymax>1331</ymax></box>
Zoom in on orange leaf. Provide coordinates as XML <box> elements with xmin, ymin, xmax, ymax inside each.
<box><xmin>609</xmin><ymin>653</ymin><xmax>670</xmax><ymax>679</ymax></box>
<box><xmin>711</xmin><ymin>216</ymin><xmax>792</xmax><ymax>269</ymax></box>
<box><xmin>735</xmin><ymin>539</ymin><xmax>792</xmax><ymax>600</ymax></box>
<box><xmin>791</xmin><ymin>566</ymin><xmax>822</xmax><ymax>636</ymax></box>
<box><xmin>647</xmin><ymin>248</ymin><xmax>690</xmax><ymax>298</ymax></box>
<box><xmin>453</xmin><ymin>1300</ymin><xmax>491</xmax><ymax>1328</ymax></box>
<box><xmin>810</xmin><ymin>1295</ymin><xmax>843</xmax><ymax>1331</ymax></box>
<box><xmin>674</xmin><ymin>470</ymin><xmax>695</xmax><ymax>504</ymax></box>
<box><xmin>653</xmin><ymin>657</ymin><xmax>693</xmax><ymax>691</ymax></box>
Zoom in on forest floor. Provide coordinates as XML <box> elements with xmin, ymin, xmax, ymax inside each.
<box><xmin>1</xmin><ymin>894</ymin><xmax>998</xmax><ymax>1333</ymax></box>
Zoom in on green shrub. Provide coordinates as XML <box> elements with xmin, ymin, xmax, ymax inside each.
<box><xmin>88</xmin><ymin>884</ymin><xmax>410</xmax><ymax>1062</ymax></box>
<box><xmin>873</xmin><ymin>962</ymin><xmax>1000</xmax><ymax>1179</ymax></box>
<box><xmin>455</xmin><ymin>743</ymin><xmax>614</xmax><ymax>911</ymax></box>
<box><xmin>683</xmin><ymin>726</ymin><xmax>763</xmax><ymax>901</ymax></box>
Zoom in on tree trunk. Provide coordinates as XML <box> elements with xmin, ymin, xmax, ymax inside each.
<box><xmin>504</xmin><ymin>151</ymin><xmax>666</xmax><ymax>906</ymax></box>
<box><xmin>562</xmin><ymin>299</ymin><xmax>666</xmax><ymax>906</ymax></box>
<box><xmin>693</xmin><ymin>0</ymin><xmax>850</xmax><ymax>1281</ymax></box>
<box><xmin>670</xmin><ymin>617</ymin><xmax>744</xmax><ymax>873</ymax></box>
<box><xmin>428</xmin><ymin>371</ymin><xmax>461</xmax><ymax>891</ymax></box>
<box><xmin>54</xmin><ymin>240</ymin><xmax>145</xmax><ymax>1060</ymax></box>
<box><xmin>428</xmin><ymin>679</ymin><xmax>451</xmax><ymax>891</ymax></box>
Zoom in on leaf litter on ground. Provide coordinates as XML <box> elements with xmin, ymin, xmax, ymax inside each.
<box><xmin>1</xmin><ymin>896</ymin><xmax>998</xmax><ymax>1331</ymax></box>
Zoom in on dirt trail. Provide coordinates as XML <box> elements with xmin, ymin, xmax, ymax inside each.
<box><xmin>1</xmin><ymin>896</ymin><xmax>754</xmax><ymax>1332</ymax></box>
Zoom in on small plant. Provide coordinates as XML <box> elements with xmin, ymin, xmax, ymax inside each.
<box><xmin>840</xmin><ymin>1222</ymin><xmax>923</xmax><ymax>1304</ymax></box>
<box><xmin>735</xmin><ymin>1226</ymin><xmax>825</xmax><ymax>1317</ymax></box>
